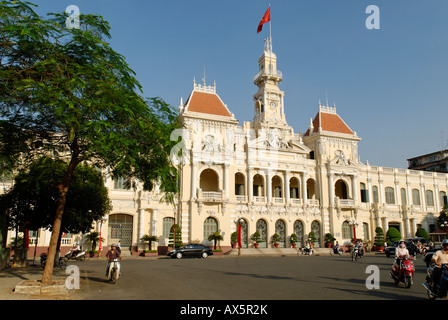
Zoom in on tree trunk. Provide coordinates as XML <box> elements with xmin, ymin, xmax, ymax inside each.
<box><xmin>41</xmin><ymin>150</ymin><xmax>79</xmax><ymax>285</ymax></box>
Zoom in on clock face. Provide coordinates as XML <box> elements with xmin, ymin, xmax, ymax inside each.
<box><xmin>270</xmin><ymin>101</ymin><xmax>276</xmax><ymax>109</ymax></box>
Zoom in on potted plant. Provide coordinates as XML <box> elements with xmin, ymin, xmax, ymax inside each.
<box><xmin>208</xmin><ymin>231</ymin><xmax>224</xmax><ymax>250</ymax></box>
<box><xmin>324</xmin><ymin>233</ymin><xmax>336</xmax><ymax>248</ymax></box>
<box><xmin>251</xmin><ymin>231</ymin><xmax>261</xmax><ymax>248</ymax></box>
<box><xmin>308</xmin><ymin>231</ymin><xmax>317</xmax><ymax>248</ymax></box>
<box><xmin>85</xmin><ymin>232</ymin><xmax>104</xmax><ymax>257</ymax></box>
<box><xmin>140</xmin><ymin>234</ymin><xmax>158</xmax><ymax>251</ymax></box>
<box><xmin>289</xmin><ymin>233</ymin><xmax>298</xmax><ymax>248</ymax></box>
<box><xmin>271</xmin><ymin>233</ymin><xmax>280</xmax><ymax>248</ymax></box>
<box><xmin>231</xmin><ymin>231</ymin><xmax>238</xmax><ymax>248</ymax></box>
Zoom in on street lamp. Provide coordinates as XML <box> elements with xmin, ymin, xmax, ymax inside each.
<box><xmin>234</xmin><ymin>218</ymin><xmax>244</xmax><ymax>256</ymax></box>
<box><xmin>441</xmin><ymin>220</ymin><xmax>448</xmax><ymax>241</ymax></box>
<box><xmin>349</xmin><ymin>219</ymin><xmax>359</xmax><ymax>242</ymax></box>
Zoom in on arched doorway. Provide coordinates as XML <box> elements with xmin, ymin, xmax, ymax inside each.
<box><xmin>311</xmin><ymin>220</ymin><xmax>321</xmax><ymax>248</ymax></box>
<box><xmin>275</xmin><ymin>219</ymin><xmax>286</xmax><ymax>248</ymax></box>
<box><xmin>203</xmin><ymin>217</ymin><xmax>218</xmax><ymax>245</ymax></box>
<box><xmin>200</xmin><ymin>169</ymin><xmax>219</xmax><ymax>191</ymax></box>
<box><xmin>294</xmin><ymin>220</ymin><xmax>305</xmax><ymax>247</ymax></box>
<box><xmin>239</xmin><ymin>218</ymin><xmax>249</xmax><ymax>248</ymax></box>
<box><xmin>256</xmin><ymin>219</ymin><xmax>268</xmax><ymax>248</ymax></box>
<box><xmin>108</xmin><ymin>214</ymin><xmax>134</xmax><ymax>248</ymax></box>
<box><xmin>335</xmin><ymin>179</ymin><xmax>348</xmax><ymax>199</ymax></box>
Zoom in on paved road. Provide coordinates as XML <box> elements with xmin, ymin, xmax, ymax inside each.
<box><xmin>72</xmin><ymin>253</ymin><xmax>429</xmax><ymax>300</ymax></box>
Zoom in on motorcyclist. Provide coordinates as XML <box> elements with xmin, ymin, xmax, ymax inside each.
<box><xmin>431</xmin><ymin>239</ymin><xmax>448</xmax><ymax>290</ymax></box>
<box><xmin>106</xmin><ymin>243</ymin><xmax>122</xmax><ymax>278</ymax></box>
<box><xmin>304</xmin><ymin>241</ymin><xmax>313</xmax><ymax>255</ymax></box>
<box><xmin>333</xmin><ymin>241</ymin><xmax>341</xmax><ymax>254</ymax></box>
<box><xmin>395</xmin><ymin>240</ymin><xmax>410</xmax><ymax>266</ymax></box>
<box><xmin>71</xmin><ymin>242</ymin><xmax>81</xmax><ymax>258</ymax></box>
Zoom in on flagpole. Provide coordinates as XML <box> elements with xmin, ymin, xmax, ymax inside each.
<box><xmin>269</xmin><ymin>4</ymin><xmax>272</xmax><ymax>52</ymax></box>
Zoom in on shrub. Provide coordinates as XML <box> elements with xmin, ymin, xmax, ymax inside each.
<box><xmin>386</xmin><ymin>227</ymin><xmax>401</xmax><ymax>246</ymax></box>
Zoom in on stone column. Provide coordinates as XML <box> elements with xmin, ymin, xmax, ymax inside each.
<box><xmin>285</xmin><ymin>170</ymin><xmax>290</xmax><ymax>204</ymax></box>
<box><xmin>248</xmin><ymin>168</ymin><xmax>253</xmax><ymax>202</ymax></box>
<box><xmin>223</xmin><ymin>164</ymin><xmax>229</xmax><ymax>199</ymax></box>
<box><xmin>302</xmin><ymin>172</ymin><xmax>308</xmax><ymax>205</ymax></box>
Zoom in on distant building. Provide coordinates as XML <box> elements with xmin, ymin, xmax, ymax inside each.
<box><xmin>408</xmin><ymin>150</ymin><xmax>448</xmax><ymax>173</ymax></box>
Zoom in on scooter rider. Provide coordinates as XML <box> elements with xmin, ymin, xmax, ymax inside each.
<box><xmin>395</xmin><ymin>240</ymin><xmax>409</xmax><ymax>266</ymax></box>
<box><xmin>431</xmin><ymin>239</ymin><xmax>448</xmax><ymax>290</ymax></box>
<box><xmin>71</xmin><ymin>242</ymin><xmax>81</xmax><ymax>258</ymax></box>
<box><xmin>106</xmin><ymin>243</ymin><xmax>122</xmax><ymax>278</ymax></box>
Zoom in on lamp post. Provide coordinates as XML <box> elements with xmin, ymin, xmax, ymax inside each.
<box><xmin>235</xmin><ymin>218</ymin><xmax>244</xmax><ymax>256</ymax></box>
<box><xmin>349</xmin><ymin>219</ymin><xmax>359</xmax><ymax>242</ymax></box>
<box><xmin>441</xmin><ymin>220</ymin><xmax>448</xmax><ymax>241</ymax></box>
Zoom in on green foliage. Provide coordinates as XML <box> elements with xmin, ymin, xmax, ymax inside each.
<box><xmin>230</xmin><ymin>231</ymin><xmax>238</xmax><ymax>244</ymax></box>
<box><xmin>0</xmin><ymin>0</ymin><xmax>181</xmax><ymax>202</ymax></box>
<box><xmin>325</xmin><ymin>233</ymin><xmax>336</xmax><ymax>243</ymax></box>
<box><xmin>289</xmin><ymin>233</ymin><xmax>298</xmax><ymax>244</ymax></box>
<box><xmin>208</xmin><ymin>231</ymin><xmax>223</xmax><ymax>250</ymax></box>
<box><xmin>386</xmin><ymin>227</ymin><xmax>401</xmax><ymax>246</ymax></box>
<box><xmin>415</xmin><ymin>227</ymin><xmax>430</xmax><ymax>241</ymax></box>
<box><xmin>85</xmin><ymin>232</ymin><xmax>104</xmax><ymax>252</ymax></box>
<box><xmin>308</xmin><ymin>231</ymin><xmax>317</xmax><ymax>243</ymax></box>
<box><xmin>251</xmin><ymin>231</ymin><xmax>261</xmax><ymax>243</ymax></box>
<box><xmin>0</xmin><ymin>157</ymin><xmax>111</xmax><ymax>233</ymax></box>
<box><xmin>271</xmin><ymin>233</ymin><xmax>281</xmax><ymax>244</ymax></box>
<box><xmin>168</xmin><ymin>224</ymin><xmax>182</xmax><ymax>249</ymax></box>
<box><xmin>374</xmin><ymin>227</ymin><xmax>385</xmax><ymax>246</ymax></box>
<box><xmin>140</xmin><ymin>234</ymin><xmax>159</xmax><ymax>251</ymax></box>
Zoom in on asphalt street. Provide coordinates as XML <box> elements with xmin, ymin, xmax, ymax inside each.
<box><xmin>72</xmin><ymin>253</ymin><xmax>429</xmax><ymax>300</ymax></box>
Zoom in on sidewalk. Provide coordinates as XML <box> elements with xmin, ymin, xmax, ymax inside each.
<box><xmin>0</xmin><ymin>261</ymin><xmax>78</xmax><ymax>300</ymax></box>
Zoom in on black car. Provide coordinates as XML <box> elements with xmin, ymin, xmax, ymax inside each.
<box><xmin>167</xmin><ymin>244</ymin><xmax>213</xmax><ymax>259</ymax></box>
<box><xmin>385</xmin><ymin>241</ymin><xmax>399</xmax><ymax>257</ymax></box>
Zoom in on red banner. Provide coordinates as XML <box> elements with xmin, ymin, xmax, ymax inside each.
<box><xmin>257</xmin><ymin>6</ymin><xmax>271</xmax><ymax>34</ymax></box>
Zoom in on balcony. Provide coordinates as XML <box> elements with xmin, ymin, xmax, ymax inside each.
<box><xmin>253</xmin><ymin>69</ymin><xmax>282</xmax><ymax>83</ymax></box>
<box><xmin>290</xmin><ymin>198</ymin><xmax>302</xmax><ymax>205</ymax></box>
<box><xmin>335</xmin><ymin>197</ymin><xmax>354</xmax><ymax>208</ymax></box>
<box><xmin>198</xmin><ymin>189</ymin><xmax>223</xmax><ymax>202</ymax></box>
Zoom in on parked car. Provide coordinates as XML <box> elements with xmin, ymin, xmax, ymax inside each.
<box><xmin>385</xmin><ymin>241</ymin><xmax>399</xmax><ymax>257</ymax></box>
<box><xmin>167</xmin><ymin>244</ymin><xmax>213</xmax><ymax>259</ymax></box>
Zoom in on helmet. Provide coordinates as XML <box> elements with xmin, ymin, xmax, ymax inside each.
<box><xmin>399</xmin><ymin>240</ymin><xmax>405</xmax><ymax>244</ymax></box>
<box><xmin>442</xmin><ymin>239</ymin><xmax>448</xmax><ymax>246</ymax></box>
<box><xmin>111</xmin><ymin>243</ymin><xmax>117</xmax><ymax>247</ymax></box>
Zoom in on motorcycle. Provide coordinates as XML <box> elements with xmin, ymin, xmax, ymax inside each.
<box><xmin>297</xmin><ymin>247</ymin><xmax>314</xmax><ymax>256</ymax></box>
<box><xmin>390</xmin><ymin>255</ymin><xmax>415</xmax><ymax>288</ymax></box>
<box><xmin>40</xmin><ymin>252</ymin><xmax>67</xmax><ymax>268</ymax></box>
<box><xmin>422</xmin><ymin>263</ymin><xmax>448</xmax><ymax>300</ymax></box>
<box><xmin>330</xmin><ymin>246</ymin><xmax>344</xmax><ymax>255</ymax></box>
<box><xmin>107</xmin><ymin>258</ymin><xmax>121</xmax><ymax>284</ymax></box>
<box><xmin>351</xmin><ymin>247</ymin><xmax>363</xmax><ymax>261</ymax></box>
<box><xmin>64</xmin><ymin>249</ymin><xmax>86</xmax><ymax>261</ymax></box>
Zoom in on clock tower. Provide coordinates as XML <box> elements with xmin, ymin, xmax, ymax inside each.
<box><xmin>252</xmin><ymin>37</ymin><xmax>291</xmax><ymax>134</ymax></box>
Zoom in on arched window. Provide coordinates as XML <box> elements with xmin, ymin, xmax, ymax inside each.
<box><xmin>425</xmin><ymin>190</ymin><xmax>434</xmax><ymax>207</ymax></box>
<box><xmin>235</xmin><ymin>172</ymin><xmax>245</xmax><ymax>196</ymax></box>
<box><xmin>372</xmin><ymin>186</ymin><xmax>379</xmax><ymax>203</ymax></box>
<box><xmin>342</xmin><ymin>221</ymin><xmax>352</xmax><ymax>239</ymax></box>
<box><xmin>412</xmin><ymin>189</ymin><xmax>421</xmax><ymax>206</ymax></box>
<box><xmin>401</xmin><ymin>188</ymin><xmax>407</xmax><ymax>206</ymax></box>
<box><xmin>335</xmin><ymin>180</ymin><xmax>348</xmax><ymax>199</ymax></box>
<box><xmin>360</xmin><ymin>183</ymin><xmax>368</xmax><ymax>203</ymax></box>
<box><xmin>163</xmin><ymin>217</ymin><xmax>175</xmax><ymax>239</ymax></box>
<box><xmin>440</xmin><ymin>191</ymin><xmax>447</xmax><ymax>208</ymax></box>
<box><xmin>200</xmin><ymin>169</ymin><xmax>219</xmax><ymax>191</ymax></box>
<box><xmin>203</xmin><ymin>217</ymin><xmax>218</xmax><ymax>241</ymax></box>
<box><xmin>385</xmin><ymin>187</ymin><xmax>395</xmax><ymax>204</ymax></box>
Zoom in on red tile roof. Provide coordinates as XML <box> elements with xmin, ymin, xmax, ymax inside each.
<box><xmin>305</xmin><ymin>110</ymin><xmax>353</xmax><ymax>136</ymax></box>
<box><xmin>185</xmin><ymin>91</ymin><xmax>232</xmax><ymax>117</ymax></box>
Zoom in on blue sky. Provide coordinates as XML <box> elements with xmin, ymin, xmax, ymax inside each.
<box><xmin>33</xmin><ymin>0</ymin><xmax>448</xmax><ymax>169</ymax></box>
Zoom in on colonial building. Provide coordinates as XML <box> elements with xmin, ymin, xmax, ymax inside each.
<box><xmin>6</xmin><ymin>37</ymin><xmax>448</xmax><ymax>255</ymax></box>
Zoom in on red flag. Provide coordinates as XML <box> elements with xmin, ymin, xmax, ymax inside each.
<box><xmin>257</xmin><ymin>6</ymin><xmax>271</xmax><ymax>34</ymax></box>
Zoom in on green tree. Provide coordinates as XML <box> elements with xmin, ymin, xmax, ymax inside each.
<box><xmin>0</xmin><ymin>157</ymin><xmax>111</xmax><ymax>260</ymax></box>
<box><xmin>386</xmin><ymin>227</ymin><xmax>402</xmax><ymax>245</ymax></box>
<box><xmin>374</xmin><ymin>227</ymin><xmax>385</xmax><ymax>247</ymax></box>
<box><xmin>0</xmin><ymin>1</ymin><xmax>180</xmax><ymax>283</ymax></box>
<box><xmin>169</xmin><ymin>224</ymin><xmax>183</xmax><ymax>249</ymax></box>
<box><xmin>415</xmin><ymin>227</ymin><xmax>430</xmax><ymax>241</ymax></box>
<box><xmin>140</xmin><ymin>234</ymin><xmax>159</xmax><ymax>251</ymax></box>
<box><xmin>84</xmin><ymin>232</ymin><xmax>103</xmax><ymax>252</ymax></box>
